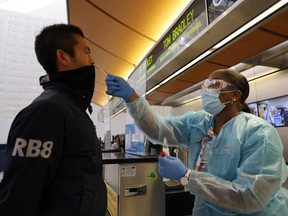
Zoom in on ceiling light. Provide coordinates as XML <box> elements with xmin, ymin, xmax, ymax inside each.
<box><xmin>110</xmin><ymin>107</ymin><xmax>126</xmax><ymax>119</ymax></box>
<box><xmin>145</xmin><ymin>84</ymin><xmax>162</xmax><ymax>95</ymax></box>
<box><xmin>182</xmin><ymin>96</ymin><xmax>201</xmax><ymax>105</ymax></box>
<box><xmin>0</xmin><ymin>0</ymin><xmax>52</xmax><ymax>13</ymax></box>
<box><xmin>241</xmin><ymin>65</ymin><xmax>279</xmax><ymax>81</ymax></box>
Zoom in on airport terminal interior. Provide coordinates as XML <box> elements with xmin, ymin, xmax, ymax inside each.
<box><xmin>0</xmin><ymin>0</ymin><xmax>288</xmax><ymax>215</ymax></box>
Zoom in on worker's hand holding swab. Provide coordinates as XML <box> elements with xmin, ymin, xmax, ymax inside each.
<box><xmin>105</xmin><ymin>74</ymin><xmax>135</xmax><ymax>101</ymax></box>
<box><xmin>158</xmin><ymin>154</ymin><xmax>187</xmax><ymax>181</ymax></box>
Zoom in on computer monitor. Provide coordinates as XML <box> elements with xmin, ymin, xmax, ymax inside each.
<box><xmin>248</xmin><ymin>102</ymin><xmax>259</xmax><ymax>116</ymax></box>
<box><xmin>125</xmin><ymin>124</ymin><xmax>145</xmax><ymax>156</ymax></box>
<box><xmin>257</xmin><ymin>95</ymin><xmax>288</xmax><ymax>127</ymax></box>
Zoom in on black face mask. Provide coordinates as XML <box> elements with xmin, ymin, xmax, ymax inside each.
<box><xmin>49</xmin><ymin>65</ymin><xmax>95</xmax><ymax>91</ymax></box>
<box><xmin>41</xmin><ymin>65</ymin><xmax>95</xmax><ymax>92</ymax></box>
<box><xmin>40</xmin><ymin>65</ymin><xmax>96</xmax><ymax>107</ymax></box>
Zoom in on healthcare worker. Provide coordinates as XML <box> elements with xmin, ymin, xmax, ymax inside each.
<box><xmin>105</xmin><ymin>69</ymin><xmax>288</xmax><ymax>216</ymax></box>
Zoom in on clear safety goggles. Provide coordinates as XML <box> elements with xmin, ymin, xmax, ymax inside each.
<box><xmin>201</xmin><ymin>79</ymin><xmax>236</xmax><ymax>90</ymax></box>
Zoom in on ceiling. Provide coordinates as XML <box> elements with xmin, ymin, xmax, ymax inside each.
<box><xmin>67</xmin><ymin>0</ymin><xmax>191</xmax><ymax>106</ymax></box>
<box><xmin>67</xmin><ymin>0</ymin><xmax>288</xmax><ymax>108</ymax></box>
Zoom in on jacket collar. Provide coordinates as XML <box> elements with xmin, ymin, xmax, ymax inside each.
<box><xmin>39</xmin><ymin>65</ymin><xmax>95</xmax><ymax>113</ymax></box>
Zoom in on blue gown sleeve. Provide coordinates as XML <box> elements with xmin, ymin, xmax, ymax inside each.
<box><xmin>125</xmin><ymin>97</ymin><xmax>208</xmax><ymax>147</ymax></box>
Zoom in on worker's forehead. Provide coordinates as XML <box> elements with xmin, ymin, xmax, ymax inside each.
<box><xmin>209</xmin><ymin>71</ymin><xmax>230</xmax><ymax>82</ymax></box>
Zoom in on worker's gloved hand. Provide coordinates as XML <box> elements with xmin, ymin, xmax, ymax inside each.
<box><xmin>105</xmin><ymin>74</ymin><xmax>135</xmax><ymax>101</ymax></box>
<box><xmin>158</xmin><ymin>155</ymin><xmax>187</xmax><ymax>181</ymax></box>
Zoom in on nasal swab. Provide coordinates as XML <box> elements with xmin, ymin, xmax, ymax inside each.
<box><xmin>161</xmin><ymin>137</ymin><xmax>170</xmax><ymax>182</ymax></box>
<box><xmin>95</xmin><ymin>64</ymin><xmax>108</xmax><ymax>77</ymax></box>
<box><xmin>94</xmin><ymin>64</ymin><xmax>111</xmax><ymax>101</ymax></box>
<box><xmin>162</xmin><ymin>137</ymin><xmax>170</xmax><ymax>156</ymax></box>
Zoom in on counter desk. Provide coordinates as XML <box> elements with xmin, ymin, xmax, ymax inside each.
<box><xmin>102</xmin><ymin>152</ymin><xmax>194</xmax><ymax>216</ymax></box>
<box><xmin>103</xmin><ymin>152</ymin><xmax>164</xmax><ymax>216</ymax></box>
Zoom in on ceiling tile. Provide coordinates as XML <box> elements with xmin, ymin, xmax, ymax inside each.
<box><xmin>208</xmin><ymin>29</ymin><xmax>287</xmax><ymax>66</ymax></box>
<box><xmin>261</xmin><ymin>9</ymin><xmax>288</xmax><ymax>36</ymax></box>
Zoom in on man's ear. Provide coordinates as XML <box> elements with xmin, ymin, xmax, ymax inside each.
<box><xmin>56</xmin><ymin>49</ymin><xmax>70</xmax><ymax>67</ymax></box>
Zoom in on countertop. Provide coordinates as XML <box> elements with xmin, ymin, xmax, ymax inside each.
<box><xmin>102</xmin><ymin>152</ymin><xmax>159</xmax><ymax>164</ymax></box>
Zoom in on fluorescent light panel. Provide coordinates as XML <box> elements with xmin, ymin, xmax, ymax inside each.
<box><xmin>241</xmin><ymin>65</ymin><xmax>279</xmax><ymax>81</ymax></box>
<box><xmin>110</xmin><ymin>107</ymin><xmax>126</xmax><ymax>119</ymax></box>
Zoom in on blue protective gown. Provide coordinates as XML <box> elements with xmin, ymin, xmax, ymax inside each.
<box><xmin>126</xmin><ymin>97</ymin><xmax>288</xmax><ymax>216</ymax></box>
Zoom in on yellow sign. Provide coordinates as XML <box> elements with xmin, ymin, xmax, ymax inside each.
<box><xmin>147</xmin><ymin>170</ymin><xmax>158</xmax><ymax>182</ymax></box>
<box><xmin>105</xmin><ymin>182</ymin><xmax>118</xmax><ymax>216</ymax></box>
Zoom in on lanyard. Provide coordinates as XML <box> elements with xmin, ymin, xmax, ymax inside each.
<box><xmin>195</xmin><ymin>136</ymin><xmax>210</xmax><ymax>171</ymax></box>
<box><xmin>195</xmin><ymin>127</ymin><xmax>214</xmax><ymax>171</ymax></box>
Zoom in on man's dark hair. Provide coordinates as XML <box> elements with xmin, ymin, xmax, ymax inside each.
<box><xmin>34</xmin><ymin>24</ymin><xmax>84</xmax><ymax>73</ymax></box>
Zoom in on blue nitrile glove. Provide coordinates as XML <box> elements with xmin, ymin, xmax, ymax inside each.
<box><xmin>158</xmin><ymin>155</ymin><xmax>187</xmax><ymax>181</ymax></box>
<box><xmin>105</xmin><ymin>74</ymin><xmax>135</xmax><ymax>101</ymax></box>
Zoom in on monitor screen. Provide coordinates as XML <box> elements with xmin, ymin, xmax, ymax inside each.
<box><xmin>257</xmin><ymin>95</ymin><xmax>288</xmax><ymax>127</ymax></box>
<box><xmin>125</xmin><ymin>124</ymin><xmax>145</xmax><ymax>155</ymax></box>
<box><xmin>248</xmin><ymin>103</ymin><xmax>259</xmax><ymax>116</ymax></box>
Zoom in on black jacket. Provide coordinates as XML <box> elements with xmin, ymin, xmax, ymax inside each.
<box><xmin>0</xmin><ymin>68</ymin><xmax>107</xmax><ymax>216</ymax></box>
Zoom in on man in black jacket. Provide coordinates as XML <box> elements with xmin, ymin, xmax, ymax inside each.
<box><xmin>0</xmin><ymin>24</ymin><xmax>107</xmax><ymax>216</ymax></box>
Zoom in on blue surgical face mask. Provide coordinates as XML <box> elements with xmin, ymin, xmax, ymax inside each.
<box><xmin>201</xmin><ymin>88</ymin><xmax>233</xmax><ymax>116</ymax></box>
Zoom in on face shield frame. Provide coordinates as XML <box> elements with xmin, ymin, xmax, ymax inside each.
<box><xmin>201</xmin><ymin>79</ymin><xmax>237</xmax><ymax>91</ymax></box>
